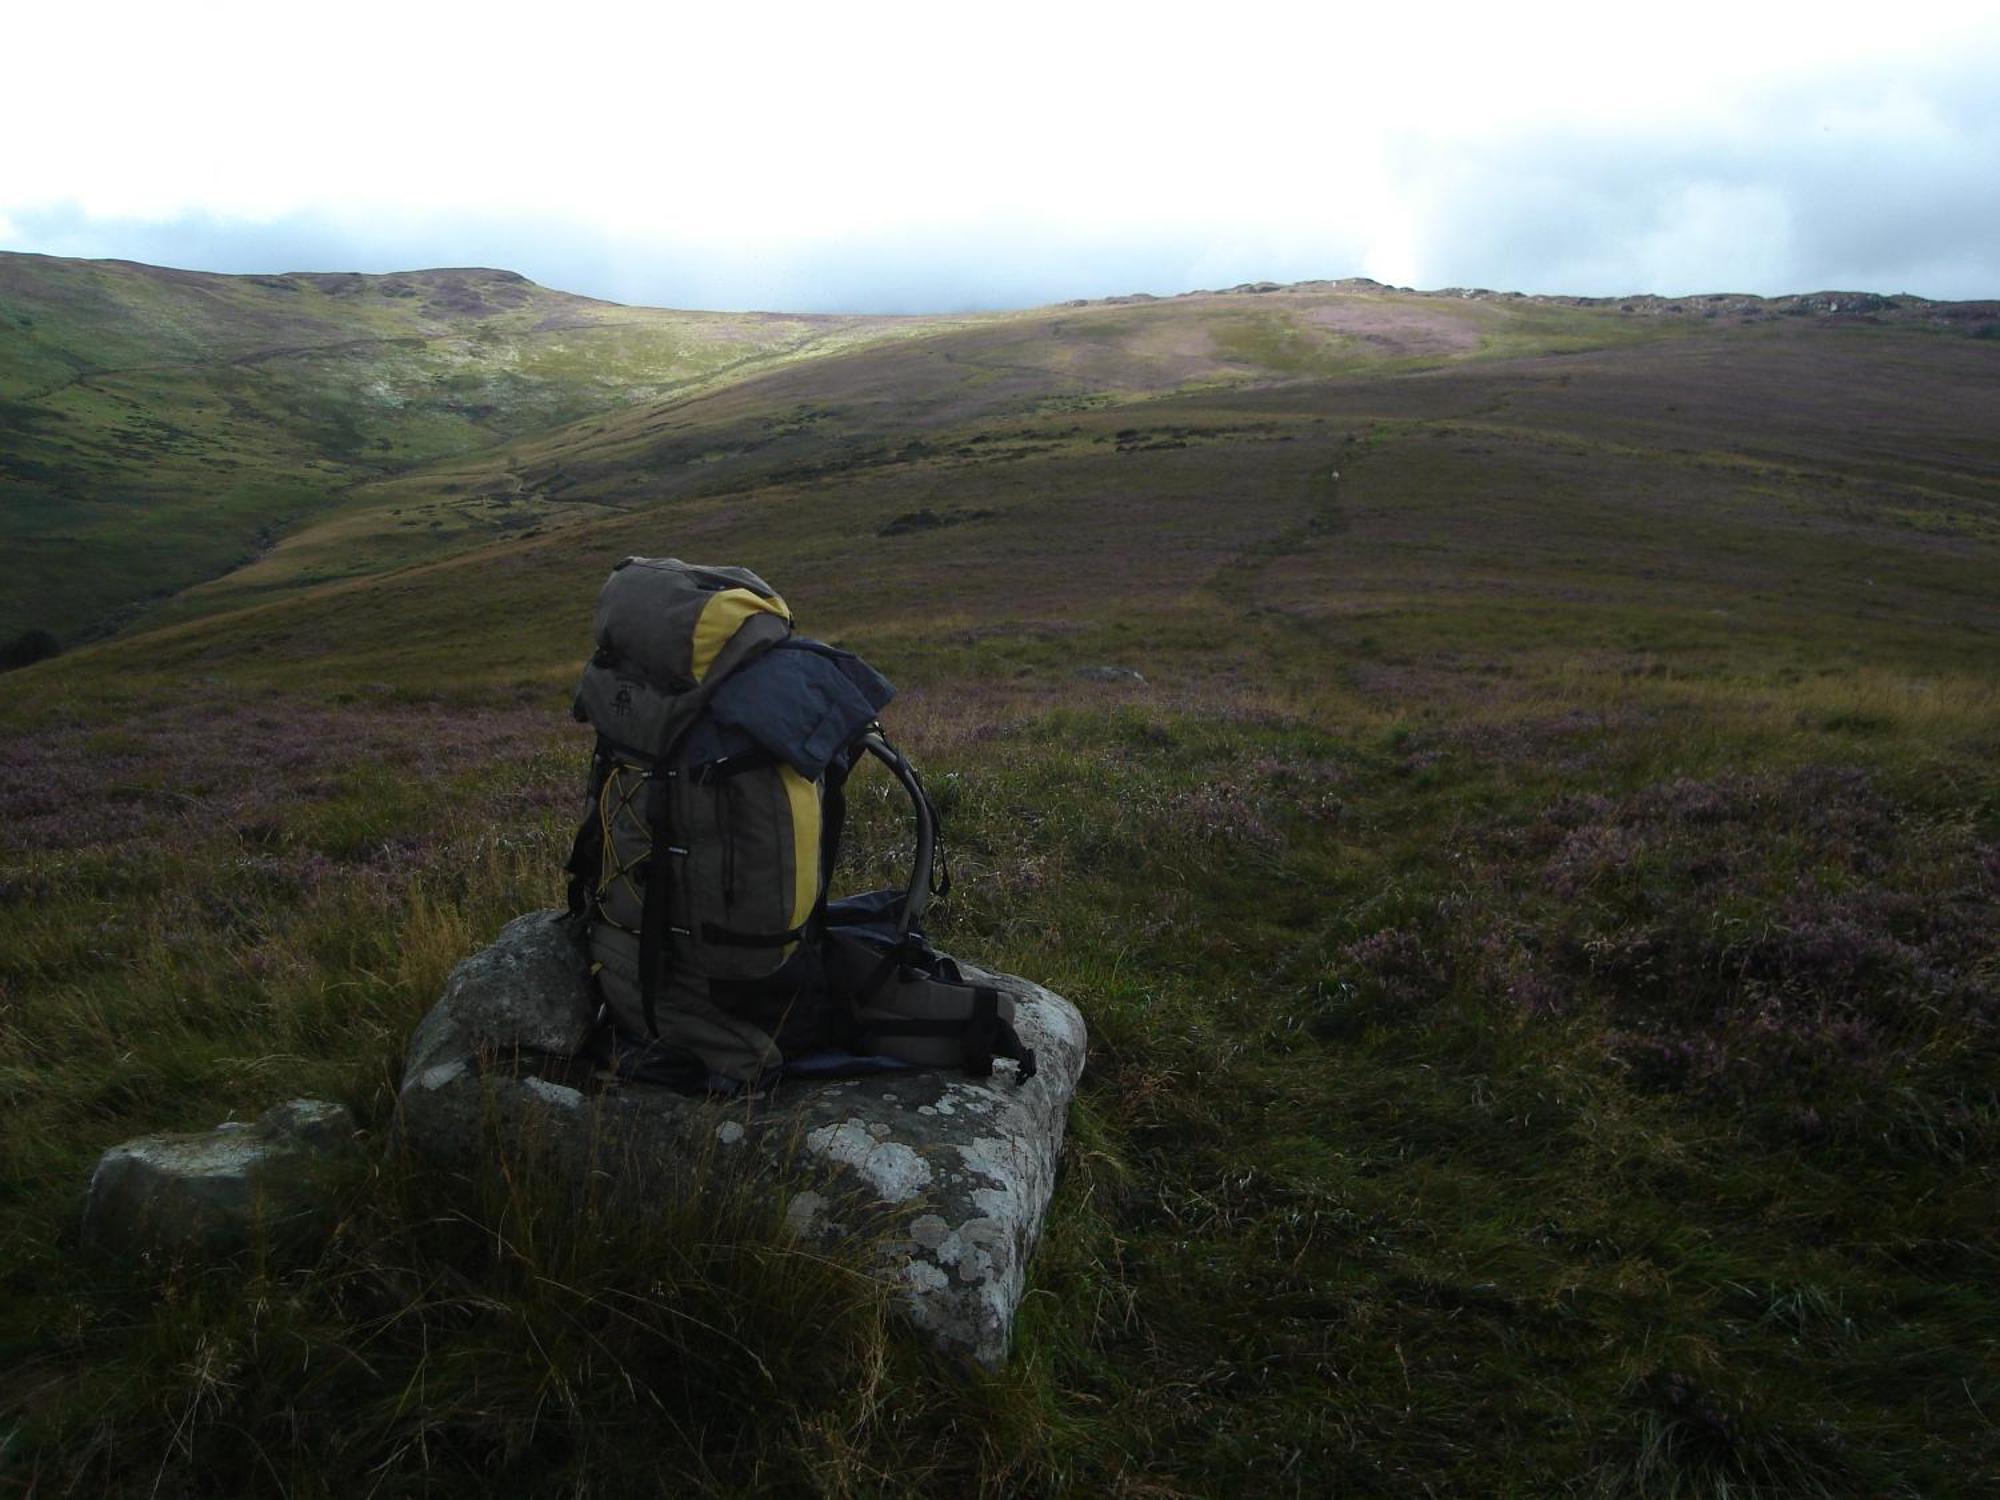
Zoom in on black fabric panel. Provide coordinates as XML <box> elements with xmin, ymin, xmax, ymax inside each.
<box><xmin>853</xmin><ymin>1018</ymin><xmax>979</xmax><ymax>1039</ymax></box>
<box><xmin>709</xmin><ymin>944</ymin><xmax>844</xmax><ymax>1054</ymax></box>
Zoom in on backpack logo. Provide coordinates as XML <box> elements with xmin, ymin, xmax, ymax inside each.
<box><xmin>612</xmin><ymin>682</ymin><xmax>634</xmax><ymax>715</ymax></box>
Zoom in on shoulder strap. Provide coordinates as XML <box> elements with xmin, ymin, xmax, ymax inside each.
<box><xmin>858</xmin><ymin>728</ymin><xmax>947</xmax><ymax>932</ymax></box>
<box><xmin>846</xmin><ymin>729</ymin><xmax>948</xmax><ymax>1003</ymax></box>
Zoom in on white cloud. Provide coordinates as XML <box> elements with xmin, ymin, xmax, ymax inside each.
<box><xmin>4</xmin><ymin>0</ymin><xmax>1997</xmax><ymax>305</ymax></box>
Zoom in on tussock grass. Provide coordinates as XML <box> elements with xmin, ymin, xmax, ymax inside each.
<box><xmin>15</xmin><ymin>1118</ymin><xmax>932</xmax><ymax>1497</ymax></box>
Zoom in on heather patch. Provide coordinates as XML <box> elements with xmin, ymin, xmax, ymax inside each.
<box><xmin>1283</xmin><ymin>753</ymin><xmax>2000</xmax><ymax>1169</ymax></box>
<box><xmin>3</xmin><ymin>698</ymin><xmax>572</xmax><ymax>860</ymax></box>
<box><xmin>1502</xmin><ymin>767</ymin><xmax>1998</xmax><ymax>1141</ymax></box>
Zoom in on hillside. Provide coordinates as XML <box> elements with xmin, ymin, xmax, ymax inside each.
<box><xmin>9</xmin><ymin>255</ymin><xmax>1995</xmax><ymax>643</ymax></box>
<box><xmin>1</xmin><ymin>262</ymin><xmax>1997</xmax><ymax>1495</ymax></box>
<box><xmin>0</xmin><ymin>253</ymin><xmax>956</xmax><ymax>643</ymax></box>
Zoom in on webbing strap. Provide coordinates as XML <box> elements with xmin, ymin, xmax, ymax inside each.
<box><xmin>700</xmin><ymin>921</ymin><xmax>806</xmax><ymax>949</ymax></box>
<box><xmin>637</xmin><ymin>769</ymin><xmax>676</xmax><ymax>1037</ymax></box>
<box><xmin>563</xmin><ymin>739</ymin><xmax>612</xmax><ymax>918</ymax></box>
<box><xmin>997</xmin><ymin>1017</ymin><xmax>1038</xmax><ymax>1083</ymax></box>
<box><xmin>964</xmin><ymin>986</ymin><xmax>1001</xmax><ymax>1078</ymax></box>
<box><xmin>817</xmin><ymin>759</ymin><xmax>850</xmax><ymax>918</ymax></box>
<box><xmin>695</xmin><ymin>751</ymin><xmax>781</xmax><ymax>783</ymax></box>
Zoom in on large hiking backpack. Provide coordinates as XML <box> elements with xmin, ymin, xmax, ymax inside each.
<box><xmin>563</xmin><ymin>557</ymin><xmax>1036</xmax><ymax>1088</ymax></box>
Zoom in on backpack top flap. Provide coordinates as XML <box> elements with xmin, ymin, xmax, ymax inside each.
<box><xmin>574</xmin><ymin>558</ymin><xmax>794</xmax><ymax>758</ymax></box>
<box><xmin>596</xmin><ymin>558</ymin><xmax>790</xmax><ymax>686</ymax></box>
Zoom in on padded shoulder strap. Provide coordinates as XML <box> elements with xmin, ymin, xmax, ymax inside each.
<box><xmin>854</xmin><ymin>729</ymin><xmax>936</xmax><ymax>942</ymax></box>
<box><xmin>852</xmin><ymin>981</ymin><xmax>1039</xmax><ymax>1083</ymax></box>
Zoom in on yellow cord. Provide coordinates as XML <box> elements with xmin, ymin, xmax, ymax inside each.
<box><xmin>593</xmin><ymin>763</ymin><xmax>652</xmax><ymax>937</ymax></box>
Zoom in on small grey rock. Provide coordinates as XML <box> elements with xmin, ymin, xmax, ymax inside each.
<box><xmin>82</xmin><ymin>1100</ymin><xmax>358</xmax><ymax>1261</ymax></box>
<box><xmin>1072</xmin><ymin>665</ymin><xmax>1146</xmax><ymax>685</ymax></box>
<box><xmin>258</xmin><ymin>1097</ymin><xmax>357</xmax><ymax>1148</ymax></box>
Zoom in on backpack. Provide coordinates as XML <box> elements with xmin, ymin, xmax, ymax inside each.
<box><xmin>562</xmin><ymin>557</ymin><xmax>1036</xmax><ymax>1088</ymax></box>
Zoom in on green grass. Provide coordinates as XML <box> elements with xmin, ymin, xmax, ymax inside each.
<box><xmin>2</xmin><ymin>267</ymin><xmax>1997</xmax><ymax>1494</ymax></box>
<box><xmin>0</xmin><ymin>255</ymin><xmax>964</xmax><ymax>643</ymax></box>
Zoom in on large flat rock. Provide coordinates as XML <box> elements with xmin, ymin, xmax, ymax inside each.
<box><xmin>396</xmin><ymin>911</ymin><xmax>1086</xmax><ymax>1368</ymax></box>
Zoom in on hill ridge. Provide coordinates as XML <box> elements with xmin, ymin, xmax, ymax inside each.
<box><xmin>6</xmin><ymin>250</ymin><xmax>1998</xmax><ymax>652</ymax></box>
<box><xmin>1069</xmin><ymin>275</ymin><xmax>2000</xmax><ymax>329</ymax></box>
<box><xmin>0</xmin><ymin>252</ymin><xmax>962</xmax><ymax>643</ymax></box>
<box><xmin>13</xmin><ymin>249</ymin><xmax>2000</xmax><ymax>321</ymax></box>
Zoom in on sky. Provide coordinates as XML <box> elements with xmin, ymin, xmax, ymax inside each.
<box><xmin>4</xmin><ymin>0</ymin><xmax>1998</xmax><ymax>313</ymax></box>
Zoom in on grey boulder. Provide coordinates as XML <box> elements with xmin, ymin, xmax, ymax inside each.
<box><xmin>404</xmin><ymin>908</ymin><xmax>597</xmax><ymax>1083</ymax></box>
<box><xmin>397</xmin><ymin>910</ymin><xmax>1087</xmax><ymax>1369</ymax></box>
<box><xmin>82</xmin><ymin>1098</ymin><xmax>359</xmax><ymax>1261</ymax></box>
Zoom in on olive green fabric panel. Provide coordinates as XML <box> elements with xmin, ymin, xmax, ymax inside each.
<box><xmin>571</xmin><ymin>606</ymin><xmax>792</xmax><ymax>760</ymax></box>
<box><xmin>577</xmin><ymin>557</ymin><xmax>792</xmax><ymax>761</ymax></box>
<box><xmin>574</xmin><ymin>664</ymin><xmax>699</xmax><ymax>765</ymax></box>
<box><xmin>589</xmin><ymin>922</ymin><xmax>779</xmax><ymax>1081</ymax></box>
<box><xmin>666</xmin><ymin>763</ymin><xmax>803</xmax><ymax>982</ymax></box>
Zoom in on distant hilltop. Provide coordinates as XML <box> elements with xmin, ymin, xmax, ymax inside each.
<box><xmin>1066</xmin><ymin>277</ymin><xmax>2000</xmax><ymax>330</ymax></box>
<box><xmin>7</xmin><ymin>250</ymin><xmax>1994</xmax><ymax>328</ymax></box>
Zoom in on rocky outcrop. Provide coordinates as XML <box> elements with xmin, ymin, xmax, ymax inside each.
<box><xmin>395</xmin><ymin>911</ymin><xmax>1086</xmax><ymax>1369</ymax></box>
<box><xmin>82</xmin><ymin>1099</ymin><xmax>358</xmax><ymax>1260</ymax></box>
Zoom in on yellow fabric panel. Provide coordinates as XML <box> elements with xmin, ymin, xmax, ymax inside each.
<box><xmin>690</xmin><ymin>587</ymin><xmax>792</xmax><ymax>682</ymax></box>
<box><xmin>780</xmin><ymin>766</ymin><xmax>822</xmax><ymax>931</ymax></box>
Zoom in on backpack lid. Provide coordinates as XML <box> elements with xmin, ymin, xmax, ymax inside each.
<box><xmin>591</xmin><ymin>557</ymin><xmax>792</xmax><ymax>688</ymax></box>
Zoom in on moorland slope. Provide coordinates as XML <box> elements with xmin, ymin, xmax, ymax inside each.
<box><xmin>1</xmin><ymin>260</ymin><xmax>1997</xmax><ymax>1496</ymax></box>
<box><xmin>0</xmin><ymin>253</ymin><xmax>963</xmax><ymax>642</ymax></box>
